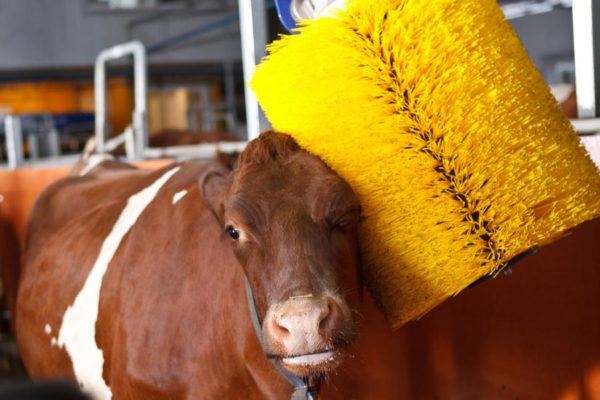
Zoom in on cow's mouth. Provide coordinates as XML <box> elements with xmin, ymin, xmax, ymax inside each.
<box><xmin>282</xmin><ymin>350</ymin><xmax>335</xmax><ymax>366</ymax></box>
<box><xmin>276</xmin><ymin>349</ymin><xmax>341</xmax><ymax>377</ymax></box>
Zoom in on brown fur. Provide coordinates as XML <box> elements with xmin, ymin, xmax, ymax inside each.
<box><xmin>15</xmin><ymin>132</ymin><xmax>362</xmax><ymax>399</ymax></box>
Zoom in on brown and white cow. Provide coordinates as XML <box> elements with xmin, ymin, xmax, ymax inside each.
<box><xmin>15</xmin><ymin>132</ymin><xmax>363</xmax><ymax>399</ymax></box>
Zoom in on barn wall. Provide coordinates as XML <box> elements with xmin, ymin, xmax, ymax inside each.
<box><xmin>509</xmin><ymin>8</ymin><xmax>574</xmax><ymax>83</ymax></box>
<box><xmin>0</xmin><ymin>0</ymin><xmax>242</xmax><ymax>70</ymax></box>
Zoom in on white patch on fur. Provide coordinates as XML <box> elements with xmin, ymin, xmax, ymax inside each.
<box><xmin>44</xmin><ymin>324</ymin><xmax>52</xmax><ymax>335</ymax></box>
<box><xmin>57</xmin><ymin>166</ymin><xmax>181</xmax><ymax>400</ymax></box>
<box><xmin>79</xmin><ymin>154</ymin><xmax>114</xmax><ymax>176</ymax></box>
<box><xmin>172</xmin><ymin>190</ymin><xmax>188</xmax><ymax>205</ymax></box>
<box><xmin>51</xmin><ymin>337</ymin><xmax>58</xmax><ymax>347</ymax></box>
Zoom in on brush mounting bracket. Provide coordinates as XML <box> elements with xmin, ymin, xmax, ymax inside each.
<box><xmin>275</xmin><ymin>0</ymin><xmax>346</xmax><ymax>32</ymax></box>
<box><xmin>469</xmin><ymin>246</ymin><xmax>540</xmax><ymax>288</ymax></box>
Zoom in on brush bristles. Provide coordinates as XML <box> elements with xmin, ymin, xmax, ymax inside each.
<box><xmin>251</xmin><ymin>0</ymin><xmax>600</xmax><ymax>327</ymax></box>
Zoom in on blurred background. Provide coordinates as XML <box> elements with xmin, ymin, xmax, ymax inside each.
<box><xmin>0</xmin><ymin>0</ymin><xmax>592</xmax><ymax>166</ymax></box>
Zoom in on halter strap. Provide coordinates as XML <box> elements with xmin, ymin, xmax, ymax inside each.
<box><xmin>243</xmin><ymin>275</ymin><xmax>315</xmax><ymax>400</ymax></box>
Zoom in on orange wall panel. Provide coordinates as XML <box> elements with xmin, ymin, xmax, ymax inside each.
<box><xmin>0</xmin><ymin>79</ymin><xmax>133</xmax><ymax>135</ymax></box>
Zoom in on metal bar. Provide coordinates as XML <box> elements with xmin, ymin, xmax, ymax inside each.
<box><xmin>94</xmin><ymin>41</ymin><xmax>147</xmax><ymax>159</ymax></box>
<box><xmin>571</xmin><ymin>118</ymin><xmax>600</xmax><ymax>134</ymax></box>
<box><xmin>4</xmin><ymin>116</ymin><xmax>24</xmax><ymax>170</ymax></box>
<box><xmin>238</xmin><ymin>0</ymin><xmax>270</xmax><ymax>141</ymax></box>
<box><xmin>573</xmin><ymin>0</ymin><xmax>598</xmax><ymax>118</ymax></box>
<box><xmin>143</xmin><ymin>141</ymin><xmax>248</xmax><ymax>159</ymax></box>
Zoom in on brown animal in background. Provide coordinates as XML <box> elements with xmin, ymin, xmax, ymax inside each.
<box><xmin>107</xmin><ymin>130</ymin><xmax>240</xmax><ymax>158</ymax></box>
<box><xmin>15</xmin><ymin>132</ymin><xmax>362</xmax><ymax>399</ymax></box>
<box><xmin>560</xmin><ymin>90</ymin><xmax>578</xmax><ymax>119</ymax></box>
<box><xmin>148</xmin><ymin>130</ymin><xmax>240</xmax><ymax>148</ymax></box>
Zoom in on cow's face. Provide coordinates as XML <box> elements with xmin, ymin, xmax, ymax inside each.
<box><xmin>202</xmin><ymin>132</ymin><xmax>362</xmax><ymax>378</ymax></box>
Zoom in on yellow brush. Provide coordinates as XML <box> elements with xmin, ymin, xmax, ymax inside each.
<box><xmin>251</xmin><ymin>0</ymin><xmax>600</xmax><ymax>327</ymax></box>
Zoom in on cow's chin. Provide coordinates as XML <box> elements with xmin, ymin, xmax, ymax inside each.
<box><xmin>277</xmin><ymin>348</ymin><xmax>344</xmax><ymax>377</ymax></box>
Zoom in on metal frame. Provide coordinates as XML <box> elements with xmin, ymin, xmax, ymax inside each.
<box><xmin>571</xmin><ymin>118</ymin><xmax>600</xmax><ymax>134</ymax></box>
<box><xmin>95</xmin><ymin>40</ymin><xmax>147</xmax><ymax>159</ymax></box>
<box><xmin>92</xmin><ymin>38</ymin><xmax>254</xmax><ymax>165</ymax></box>
<box><xmin>4</xmin><ymin>116</ymin><xmax>24</xmax><ymax>170</ymax></box>
<box><xmin>573</xmin><ymin>0</ymin><xmax>599</xmax><ymax>118</ymax></box>
<box><xmin>2</xmin><ymin>1</ymin><xmax>270</xmax><ymax>169</ymax></box>
<box><xmin>238</xmin><ymin>0</ymin><xmax>270</xmax><ymax>141</ymax></box>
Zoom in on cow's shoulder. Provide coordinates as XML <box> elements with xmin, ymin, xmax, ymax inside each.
<box><xmin>27</xmin><ymin>159</ymin><xmax>218</xmax><ymax>244</ymax></box>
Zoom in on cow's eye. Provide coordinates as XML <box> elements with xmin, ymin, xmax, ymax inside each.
<box><xmin>226</xmin><ymin>226</ymin><xmax>240</xmax><ymax>240</ymax></box>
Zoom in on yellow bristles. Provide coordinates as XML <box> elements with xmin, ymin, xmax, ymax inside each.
<box><xmin>251</xmin><ymin>0</ymin><xmax>600</xmax><ymax>327</ymax></box>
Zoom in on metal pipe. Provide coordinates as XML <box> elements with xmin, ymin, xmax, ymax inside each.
<box><xmin>238</xmin><ymin>0</ymin><xmax>270</xmax><ymax>141</ymax></box>
<box><xmin>94</xmin><ymin>41</ymin><xmax>147</xmax><ymax>159</ymax></box>
<box><xmin>4</xmin><ymin>116</ymin><xmax>24</xmax><ymax>169</ymax></box>
<box><xmin>572</xmin><ymin>0</ymin><xmax>598</xmax><ymax>118</ymax></box>
<box><xmin>571</xmin><ymin>118</ymin><xmax>600</xmax><ymax>134</ymax></box>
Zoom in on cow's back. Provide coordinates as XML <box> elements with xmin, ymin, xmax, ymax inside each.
<box><xmin>17</xmin><ymin>160</ymin><xmax>196</xmax><ymax>382</ymax></box>
<box><xmin>16</xmin><ymin>160</ymin><xmax>287</xmax><ymax>399</ymax></box>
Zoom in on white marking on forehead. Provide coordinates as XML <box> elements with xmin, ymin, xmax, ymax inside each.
<box><xmin>172</xmin><ymin>190</ymin><xmax>188</xmax><ymax>205</ymax></box>
<box><xmin>79</xmin><ymin>154</ymin><xmax>115</xmax><ymax>176</ymax></box>
<box><xmin>57</xmin><ymin>166</ymin><xmax>181</xmax><ymax>400</ymax></box>
<box><xmin>44</xmin><ymin>324</ymin><xmax>52</xmax><ymax>335</ymax></box>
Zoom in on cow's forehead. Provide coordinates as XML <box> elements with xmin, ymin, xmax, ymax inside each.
<box><xmin>227</xmin><ymin>168</ymin><xmax>358</xmax><ymax>231</ymax></box>
<box><xmin>232</xmin><ymin>155</ymin><xmax>341</xmax><ymax>196</ymax></box>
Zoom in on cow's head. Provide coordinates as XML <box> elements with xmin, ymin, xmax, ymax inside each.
<box><xmin>202</xmin><ymin>132</ymin><xmax>362</xmax><ymax>379</ymax></box>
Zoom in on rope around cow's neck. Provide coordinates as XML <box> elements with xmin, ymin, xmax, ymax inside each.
<box><xmin>243</xmin><ymin>275</ymin><xmax>317</xmax><ymax>400</ymax></box>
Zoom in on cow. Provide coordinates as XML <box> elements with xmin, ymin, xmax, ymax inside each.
<box><xmin>15</xmin><ymin>131</ymin><xmax>363</xmax><ymax>399</ymax></box>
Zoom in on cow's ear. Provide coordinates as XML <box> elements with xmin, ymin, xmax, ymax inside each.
<box><xmin>199</xmin><ymin>167</ymin><xmax>231</xmax><ymax>225</ymax></box>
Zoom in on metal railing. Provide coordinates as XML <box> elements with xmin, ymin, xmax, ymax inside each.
<box><xmin>94</xmin><ymin>40</ymin><xmax>147</xmax><ymax>160</ymax></box>
<box><xmin>4</xmin><ymin>116</ymin><xmax>24</xmax><ymax>170</ymax></box>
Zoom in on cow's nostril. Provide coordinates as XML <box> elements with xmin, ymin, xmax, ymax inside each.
<box><xmin>273</xmin><ymin>321</ymin><xmax>290</xmax><ymax>336</ymax></box>
<box><xmin>318</xmin><ymin>298</ymin><xmax>342</xmax><ymax>334</ymax></box>
<box><xmin>318</xmin><ymin>303</ymin><xmax>331</xmax><ymax>331</ymax></box>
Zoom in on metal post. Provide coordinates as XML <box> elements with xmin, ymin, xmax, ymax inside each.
<box><xmin>4</xmin><ymin>116</ymin><xmax>24</xmax><ymax>169</ymax></box>
<box><xmin>95</xmin><ymin>41</ymin><xmax>147</xmax><ymax>159</ymax></box>
<box><xmin>573</xmin><ymin>0</ymin><xmax>600</xmax><ymax>118</ymax></box>
<box><xmin>238</xmin><ymin>0</ymin><xmax>271</xmax><ymax>141</ymax></box>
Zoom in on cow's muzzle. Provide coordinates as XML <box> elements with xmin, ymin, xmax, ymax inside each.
<box><xmin>262</xmin><ymin>295</ymin><xmax>354</xmax><ymax>376</ymax></box>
